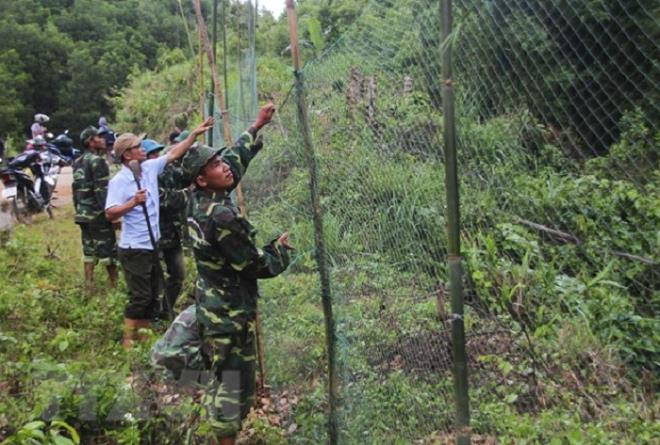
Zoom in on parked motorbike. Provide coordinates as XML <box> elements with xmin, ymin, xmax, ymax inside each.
<box><xmin>48</xmin><ymin>130</ymin><xmax>80</xmax><ymax>163</ymax></box>
<box><xmin>0</xmin><ymin>149</ymin><xmax>55</xmax><ymax>222</ymax></box>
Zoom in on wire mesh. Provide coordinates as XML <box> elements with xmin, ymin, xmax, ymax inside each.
<box><xmin>240</xmin><ymin>0</ymin><xmax>657</xmax><ymax>442</ymax></box>
<box><xmin>208</xmin><ymin>0</ymin><xmax>259</xmax><ymax>145</ymax></box>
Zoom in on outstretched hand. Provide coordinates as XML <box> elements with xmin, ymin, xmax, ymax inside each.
<box><xmin>254</xmin><ymin>102</ymin><xmax>276</xmax><ymax>129</ymax></box>
<box><xmin>192</xmin><ymin>116</ymin><xmax>215</xmax><ymax>137</ymax></box>
<box><xmin>277</xmin><ymin>232</ymin><xmax>294</xmax><ymax>250</ymax></box>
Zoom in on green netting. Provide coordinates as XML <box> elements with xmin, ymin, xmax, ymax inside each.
<box><xmin>207</xmin><ymin>0</ymin><xmax>259</xmax><ymax>145</ymax></box>
<box><xmin>240</xmin><ymin>0</ymin><xmax>657</xmax><ymax>442</ymax></box>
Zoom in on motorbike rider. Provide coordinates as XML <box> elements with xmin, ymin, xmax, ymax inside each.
<box><xmin>31</xmin><ymin>113</ymin><xmax>50</xmax><ymax>139</ymax></box>
<box><xmin>24</xmin><ymin>135</ymin><xmax>53</xmax><ymax>204</ymax></box>
<box><xmin>72</xmin><ymin>126</ymin><xmax>119</xmax><ymax>290</ymax></box>
<box><xmin>98</xmin><ymin>117</ymin><xmax>116</xmax><ymax>162</ymax></box>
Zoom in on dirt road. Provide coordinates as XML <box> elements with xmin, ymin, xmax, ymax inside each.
<box><xmin>53</xmin><ymin>166</ymin><xmax>73</xmax><ymax>207</ymax></box>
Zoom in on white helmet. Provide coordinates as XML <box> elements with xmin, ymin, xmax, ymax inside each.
<box><xmin>33</xmin><ymin>135</ymin><xmax>47</xmax><ymax>146</ymax></box>
<box><xmin>34</xmin><ymin>113</ymin><xmax>50</xmax><ymax>124</ymax></box>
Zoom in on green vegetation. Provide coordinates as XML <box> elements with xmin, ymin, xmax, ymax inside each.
<box><xmin>1</xmin><ymin>0</ymin><xmax>658</xmax><ymax>444</ymax></box>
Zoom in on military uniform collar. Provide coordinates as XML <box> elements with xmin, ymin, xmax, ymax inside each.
<box><xmin>198</xmin><ymin>188</ymin><xmax>231</xmax><ymax>201</ymax></box>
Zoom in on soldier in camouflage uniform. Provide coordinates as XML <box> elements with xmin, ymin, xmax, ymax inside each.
<box><xmin>143</xmin><ymin>138</ymin><xmax>188</xmax><ymax>318</ymax></box>
<box><xmin>182</xmin><ymin>103</ymin><xmax>291</xmax><ymax>444</ymax></box>
<box><xmin>72</xmin><ymin>126</ymin><xmax>118</xmax><ymax>289</ymax></box>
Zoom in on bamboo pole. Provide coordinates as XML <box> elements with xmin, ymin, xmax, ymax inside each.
<box><xmin>440</xmin><ymin>1</ymin><xmax>470</xmax><ymax>444</ymax></box>
<box><xmin>286</xmin><ymin>1</ymin><xmax>338</xmax><ymax>443</ymax></box>
<box><xmin>244</xmin><ymin>0</ymin><xmax>268</xmax><ymax>394</ymax></box>
<box><xmin>176</xmin><ymin>0</ymin><xmax>196</xmax><ymax>59</ymax></box>
<box><xmin>222</xmin><ymin>0</ymin><xmax>229</xmax><ymax>111</ymax></box>
<box><xmin>192</xmin><ymin>0</ymin><xmax>247</xmax><ymax>217</ymax></box>
<box><xmin>198</xmin><ymin>31</ymin><xmax>205</xmax><ymax>118</ymax></box>
<box><xmin>207</xmin><ymin>0</ymin><xmax>218</xmax><ymax>146</ymax></box>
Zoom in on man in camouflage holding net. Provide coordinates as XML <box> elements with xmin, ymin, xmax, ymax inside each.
<box><xmin>72</xmin><ymin>126</ymin><xmax>119</xmax><ymax>289</ymax></box>
<box><xmin>182</xmin><ymin>103</ymin><xmax>292</xmax><ymax>445</ymax></box>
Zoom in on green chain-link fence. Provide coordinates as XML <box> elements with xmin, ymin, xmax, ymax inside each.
<box><xmin>237</xmin><ymin>0</ymin><xmax>658</xmax><ymax>442</ymax></box>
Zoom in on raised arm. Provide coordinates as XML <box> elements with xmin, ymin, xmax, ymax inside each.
<box><xmin>222</xmin><ymin>102</ymin><xmax>276</xmax><ymax>185</ymax></box>
<box><xmin>165</xmin><ymin>117</ymin><xmax>215</xmax><ymax>165</ymax></box>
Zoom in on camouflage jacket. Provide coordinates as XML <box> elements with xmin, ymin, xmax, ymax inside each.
<box><xmin>188</xmin><ymin>131</ymin><xmax>290</xmax><ymax>335</ymax></box>
<box><xmin>72</xmin><ymin>150</ymin><xmax>110</xmax><ymax>224</ymax></box>
<box><xmin>158</xmin><ymin>162</ymin><xmax>188</xmax><ymax>250</ymax></box>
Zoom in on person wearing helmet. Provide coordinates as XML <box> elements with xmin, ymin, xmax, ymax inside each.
<box><xmin>72</xmin><ymin>126</ymin><xmax>119</xmax><ymax>290</ymax></box>
<box><xmin>31</xmin><ymin>113</ymin><xmax>50</xmax><ymax>139</ymax></box>
<box><xmin>98</xmin><ymin>117</ymin><xmax>116</xmax><ymax>162</ymax></box>
<box><xmin>182</xmin><ymin>103</ymin><xmax>292</xmax><ymax>445</ymax></box>
<box><xmin>143</xmin><ymin>139</ymin><xmax>188</xmax><ymax>320</ymax></box>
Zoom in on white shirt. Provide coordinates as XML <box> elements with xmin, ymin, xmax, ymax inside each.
<box><xmin>105</xmin><ymin>156</ymin><xmax>167</xmax><ymax>250</ymax></box>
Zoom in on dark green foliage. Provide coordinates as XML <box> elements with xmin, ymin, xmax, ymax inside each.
<box><xmin>454</xmin><ymin>0</ymin><xmax>659</xmax><ymax>156</ymax></box>
<box><xmin>0</xmin><ymin>0</ymin><xmax>190</xmax><ymax>140</ymax></box>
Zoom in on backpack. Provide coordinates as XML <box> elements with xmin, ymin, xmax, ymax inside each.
<box><xmin>150</xmin><ymin>305</ymin><xmax>207</xmax><ymax>381</ymax></box>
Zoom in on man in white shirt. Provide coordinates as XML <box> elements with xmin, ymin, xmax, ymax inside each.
<box><xmin>105</xmin><ymin>117</ymin><xmax>213</xmax><ymax>348</ymax></box>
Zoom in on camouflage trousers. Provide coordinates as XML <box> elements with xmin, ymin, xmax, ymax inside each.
<box><xmin>79</xmin><ymin>222</ymin><xmax>118</xmax><ymax>266</ymax></box>
<box><xmin>200</xmin><ymin>319</ymin><xmax>257</xmax><ymax>438</ymax></box>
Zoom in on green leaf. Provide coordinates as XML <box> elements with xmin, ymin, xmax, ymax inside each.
<box><xmin>22</xmin><ymin>421</ymin><xmax>46</xmax><ymax>431</ymax></box>
<box><xmin>50</xmin><ymin>430</ymin><xmax>76</xmax><ymax>445</ymax></box>
<box><xmin>50</xmin><ymin>420</ymin><xmax>80</xmax><ymax>444</ymax></box>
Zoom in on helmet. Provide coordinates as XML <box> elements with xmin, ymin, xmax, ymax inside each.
<box><xmin>34</xmin><ymin>113</ymin><xmax>50</xmax><ymax>124</ymax></box>
<box><xmin>142</xmin><ymin>139</ymin><xmax>165</xmax><ymax>156</ymax></box>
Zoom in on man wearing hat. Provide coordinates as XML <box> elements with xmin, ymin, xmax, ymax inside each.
<box><xmin>72</xmin><ymin>126</ymin><xmax>118</xmax><ymax>290</ymax></box>
<box><xmin>143</xmin><ymin>138</ymin><xmax>188</xmax><ymax>319</ymax></box>
<box><xmin>105</xmin><ymin>117</ymin><xmax>214</xmax><ymax>349</ymax></box>
<box><xmin>182</xmin><ymin>103</ymin><xmax>292</xmax><ymax>444</ymax></box>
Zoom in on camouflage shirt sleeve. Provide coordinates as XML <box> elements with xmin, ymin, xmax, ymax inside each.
<box><xmin>91</xmin><ymin>156</ymin><xmax>110</xmax><ymax>211</ymax></box>
<box><xmin>212</xmin><ymin>209</ymin><xmax>289</xmax><ymax>280</ymax></box>
<box><xmin>221</xmin><ymin>129</ymin><xmax>263</xmax><ymax>189</ymax></box>
<box><xmin>159</xmin><ymin>166</ymin><xmax>188</xmax><ymax>211</ymax></box>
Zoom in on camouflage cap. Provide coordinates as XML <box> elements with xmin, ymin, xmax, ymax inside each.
<box><xmin>114</xmin><ymin>132</ymin><xmax>146</xmax><ymax>161</ymax></box>
<box><xmin>80</xmin><ymin>126</ymin><xmax>99</xmax><ymax>146</ymax></box>
<box><xmin>182</xmin><ymin>144</ymin><xmax>224</xmax><ymax>182</ymax></box>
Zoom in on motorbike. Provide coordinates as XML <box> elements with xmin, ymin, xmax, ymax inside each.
<box><xmin>0</xmin><ymin>149</ymin><xmax>56</xmax><ymax>222</ymax></box>
<box><xmin>48</xmin><ymin>130</ymin><xmax>80</xmax><ymax>163</ymax></box>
